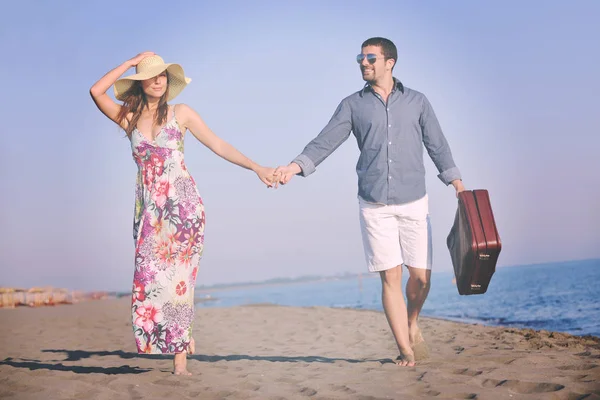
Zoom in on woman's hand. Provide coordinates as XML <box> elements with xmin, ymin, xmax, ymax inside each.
<box><xmin>255</xmin><ymin>166</ymin><xmax>280</xmax><ymax>188</ymax></box>
<box><xmin>128</xmin><ymin>51</ymin><xmax>155</xmax><ymax>67</ymax></box>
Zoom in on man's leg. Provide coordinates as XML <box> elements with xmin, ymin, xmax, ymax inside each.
<box><xmin>397</xmin><ymin>195</ymin><xmax>432</xmax><ymax>358</ymax></box>
<box><xmin>358</xmin><ymin>198</ymin><xmax>414</xmax><ymax>366</ymax></box>
<box><xmin>380</xmin><ymin>266</ymin><xmax>415</xmax><ymax>366</ymax></box>
<box><xmin>405</xmin><ymin>265</ymin><xmax>431</xmax><ymax>346</ymax></box>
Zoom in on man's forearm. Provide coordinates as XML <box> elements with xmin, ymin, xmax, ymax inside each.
<box><xmin>291</xmin><ymin>99</ymin><xmax>353</xmax><ymax>177</ymax></box>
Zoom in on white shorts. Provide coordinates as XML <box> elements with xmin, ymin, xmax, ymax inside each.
<box><xmin>358</xmin><ymin>194</ymin><xmax>432</xmax><ymax>273</ymax></box>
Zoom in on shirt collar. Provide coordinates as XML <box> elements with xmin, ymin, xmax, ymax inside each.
<box><xmin>360</xmin><ymin>77</ymin><xmax>405</xmax><ymax>97</ymax></box>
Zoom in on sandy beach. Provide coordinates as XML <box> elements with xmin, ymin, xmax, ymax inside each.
<box><xmin>1</xmin><ymin>298</ymin><xmax>598</xmax><ymax>400</ymax></box>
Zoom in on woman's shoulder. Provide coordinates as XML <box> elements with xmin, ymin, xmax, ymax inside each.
<box><xmin>172</xmin><ymin>103</ymin><xmax>199</xmax><ymax>120</ymax></box>
<box><xmin>173</xmin><ymin>103</ymin><xmax>193</xmax><ymax>113</ymax></box>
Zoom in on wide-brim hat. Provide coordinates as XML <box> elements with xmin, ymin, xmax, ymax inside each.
<box><xmin>114</xmin><ymin>55</ymin><xmax>191</xmax><ymax>102</ymax></box>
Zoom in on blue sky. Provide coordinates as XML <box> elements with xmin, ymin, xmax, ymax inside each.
<box><xmin>1</xmin><ymin>0</ymin><xmax>598</xmax><ymax>291</ymax></box>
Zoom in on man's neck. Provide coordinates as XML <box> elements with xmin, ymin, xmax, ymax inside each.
<box><xmin>370</xmin><ymin>76</ymin><xmax>395</xmax><ymax>100</ymax></box>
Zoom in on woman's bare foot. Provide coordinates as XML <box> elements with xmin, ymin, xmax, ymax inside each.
<box><xmin>173</xmin><ymin>352</ymin><xmax>191</xmax><ymax>375</ymax></box>
<box><xmin>395</xmin><ymin>348</ymin><xmax>416</xmax><ymax>367</ymax></box>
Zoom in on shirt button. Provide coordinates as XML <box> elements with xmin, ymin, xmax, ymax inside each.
<box><xmin>388</xmin><ymin>175</ymin><xmax>392</xmax><ymax>180</ymax></box>
<box><xmin>388</xmin><ymin>124</ymin><xmax>392</xmax><ymax>127</ymax></box>
<box><xmin>387</xmin><ymin>108</ymin><xmax>390</xmax><ymax>111</ymax></box>
<box><xmin>388</xmin><ymin>141</ymin><xmax>392</xmax><ymax>145</ymax></box>
<box><xmin>388</xmin><ymin>159</ymin><xmax>392</xmax><ymax>163</ymax></box>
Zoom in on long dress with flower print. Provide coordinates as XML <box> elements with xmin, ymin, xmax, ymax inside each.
<box><xmin>129</xmin><ymin>105</ymin><xmax>205</xmax><ymax>354</ymax></box>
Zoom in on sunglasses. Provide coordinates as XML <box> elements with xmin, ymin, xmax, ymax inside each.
<box><xmin>356</xmin><ymin>53</ymin><xmax>383</xmax><ymax>64</ymax></box>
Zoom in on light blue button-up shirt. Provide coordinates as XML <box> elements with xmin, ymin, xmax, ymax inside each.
<box><xmin>292</xmin><ymin>78</ymin><xmax>461</xmax><ymax>205</ymax></box>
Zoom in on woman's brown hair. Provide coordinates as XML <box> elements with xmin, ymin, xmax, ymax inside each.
<box><xmin>116</xmin><ymin>73</ymin><xmax>170</xmax><ymax>137</ymax></box>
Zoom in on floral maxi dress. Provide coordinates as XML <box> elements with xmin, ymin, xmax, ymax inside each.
<box><xmin>129</xmin><ymin>107</ymin><xmax>205</xmax><ymax>354</ymax></box>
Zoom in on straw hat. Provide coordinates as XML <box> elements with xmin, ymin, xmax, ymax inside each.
<box><xmin>114</xmin><ymin>55</ymin><xmax>191</xmax><ymax>102</ymax></box>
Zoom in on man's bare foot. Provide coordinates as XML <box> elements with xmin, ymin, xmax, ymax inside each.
<box><xmin>395</xmin><ymin>348</ymin><xmax>416</xmax><ymax>367</ymax></box>
<box><xmin>173</xmin><ymin>352</ymin><xmax>191</xmax><ymax>375</ymax></box>
<box><xmin>408</xmin><ymin>322</ymin><xmax>421</xmax><ymax>345</ymax></box>
<box><xmin>409</xmin><ymin>324</ymin><xmax>430</xmax><ymax>361</ymax></box>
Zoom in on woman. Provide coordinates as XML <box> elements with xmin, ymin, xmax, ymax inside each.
<box><xmin>90</xmin><ymin>52</ymin><xmax>276</xmax><ymax>375</ymax></box>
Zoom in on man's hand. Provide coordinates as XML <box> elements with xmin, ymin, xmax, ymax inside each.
<box><xmin>274</xmin><ymin>163</ymin><xmax>302</xmax><ymax>186</ymax></box>
<box><xmin>451</xmin><ymin>179</ymin><xmax>466</xmax><ymax>198</ymax></box>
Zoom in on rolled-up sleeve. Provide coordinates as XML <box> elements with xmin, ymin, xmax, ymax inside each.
<box><xmin>292</xmin><ymin>99</ymin><xmax>353</xmax><ymax>177</ymax></box>
<box><xmin>420</xmin><ymin>95</ymin><xmax>462</xmax><ymax>185</ymax></box>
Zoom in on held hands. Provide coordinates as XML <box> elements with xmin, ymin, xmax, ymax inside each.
<box><xmin>273</xmin><ymin>163</ymin><xmax>301</xmax><ymax>186</ymax></box>
<box><xmin>255</xmin><ymin>163</ymin><xmax>301</xmax><ymax>189</ymax></box>
<box><xmin>255</xmin><ymin>166</ymin><xmax>280</xmax><ymax>188</ymax></box>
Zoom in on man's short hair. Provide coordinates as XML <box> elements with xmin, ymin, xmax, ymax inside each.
<box><xmin>361</xmin><ymin>37</ymin><xmax>397</xmax><ymax>69</ymax></box>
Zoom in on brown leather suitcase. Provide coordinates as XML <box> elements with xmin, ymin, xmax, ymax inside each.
<box><xmin>447</xmin><ymin>189</ymin><xmax>502</xmax><ymax>295</ymax></box>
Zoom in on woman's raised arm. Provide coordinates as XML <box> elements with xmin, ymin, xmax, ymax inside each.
<box><xmin>89</xmin><ymin>51</ymin><xmax>154</xmax><ymax>128</ymax></box>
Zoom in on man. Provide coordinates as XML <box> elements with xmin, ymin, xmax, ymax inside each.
<box><xmin>275</xmin><ymin>37</ymin><xmax>465</xmax><ymax>366</ymax></box>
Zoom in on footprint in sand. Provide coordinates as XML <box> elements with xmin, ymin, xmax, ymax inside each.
<box><xmin>481</xmin><ymin>378</ymin><xmax>507</xmax><ymax>388</ymax></box>
<box><xmin>211</xmin><ymin>390</ymin><xmax>236</xmax><ymax>398</ymax></box>
<box><xmin>453</xmin><ymin>368</ymin><xmax>483</xmax><ymax>376</ymax></box>
<box><xmin>567</xmin><ymin>391</ymin><xmax>598</xmax><ymax>400</ymax></box>
<box><xmin>453</xmin><ymin>394</ymin><xmax>478</xmax><ymax>399</ymax></box>
<box><xmin>572</xmin><ymin>374</ymin><xmax>596</xmax><ymax>383</ymax></box>
<box><xmin>557</xmin><ymin>364</ymin><xmax>598</xmax><ymax>371</ymax></box>
<box><xmin>276</xmin><ymin>376</ymin><xmax>300</xmax><ymax>385</ymax></box>
<box><xmin>328</xmin><ymin>384</ymin><xmax>357</xmax><ymax>394</ymax></box>
<box><xmin>503</xmin><ymin>381</ymin><xmax>565</xmax><ymax>394</ymax></box>
<box><xmin>236</xmin><ymin>381</ymin><xmax>261</xmax><ymax>391</ymax></box>
<box><xmin>574</xmin><ymin>351</ymin><xmax>600</xmax><ymax>359</ymax></box>
<box><xmin>453</xmin><ymin>346</ymin><xmax>465</xmax><ymax>354</ymax></box>
<box><xmin>299</xmin><ymin>386</ymin><xmax>317</xmax><ymax>396</ymax></box>
<box><xmin>480</xmin><ymin>378</ymin><xmax>565</xmax><ymax>394</ymax></box>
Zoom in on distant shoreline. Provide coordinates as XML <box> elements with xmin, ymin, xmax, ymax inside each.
<box><xmin>197</xmin><ymin>257</ymin><xmax>600</xmax><ymax>293</ymax></box>
<box><xmin>4</xmin><ymin>257</ymin><xmax>598</xmax><ymax>298</ymax></box>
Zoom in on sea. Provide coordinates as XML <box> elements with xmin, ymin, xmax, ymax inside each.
<box><xmin>196</xmin><ymin>259</ymin><xmax>600</xmax><ymax>338</ymax></box>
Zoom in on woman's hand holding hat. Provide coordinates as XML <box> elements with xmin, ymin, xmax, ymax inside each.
<box><xmin>114</xmin><ymin>54</ymin><xmax>190</xmax><ymax>102</ymax></box>
<box><xmin>128</xmin><ymin>51</ymin><xmax>155</xmax><ymax>67</ymax></box>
